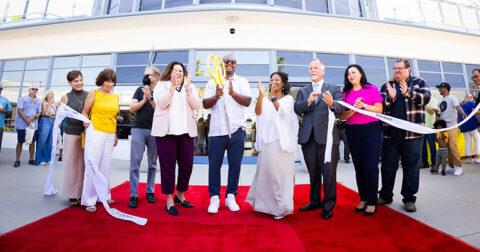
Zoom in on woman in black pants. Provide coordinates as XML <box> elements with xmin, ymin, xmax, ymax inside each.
<box><xmin>340</xmin><ymin>64</ymin><xmax>383</xmax><ymax>216</ymax></box>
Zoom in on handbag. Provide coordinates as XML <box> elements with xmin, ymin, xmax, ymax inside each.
<box><xmin>25</xmin><ymin>123</ymin><xmax>36</xmax><ymax>145</ymax></box>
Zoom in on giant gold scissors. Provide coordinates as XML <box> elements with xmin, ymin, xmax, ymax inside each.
<box><xmin>206</xmin><ymin>53</ymin><xmax>231</xmax><ymax>137</ymax></box>
<box><xmin>207</xmin><ymin>53</ymin><xmax>226</xmax><ymax>89</ymax></box>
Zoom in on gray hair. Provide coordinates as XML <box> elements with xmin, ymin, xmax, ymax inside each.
<box><xmin>145</xmin><ymin>66</ymin><xmax>161</xmax><ymax>76</ymax></box>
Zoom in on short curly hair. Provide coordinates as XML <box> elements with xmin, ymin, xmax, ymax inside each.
<box><xmin>270</xmin><ymin>71</ymin><xmax>290</xmax><ymax>95</ymax></box>
<box><xmin>95</xmin><ymin>68</ymin><xmax>116</xmax><ymax>87</ymax></box>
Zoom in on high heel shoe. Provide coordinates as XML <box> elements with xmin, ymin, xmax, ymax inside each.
<box><xmin>354</xmin><ymin>202</ymin><xmax>367</xmax><ymax>213</ymax></box>
<box><xmin>166</xmin><ymin>205</ymin><xmax>179</xmax><ymax>216</ymax></box>
<box><xmin>363</xmin><ymin>206</ymin><xmax>376</xmax><ymax>216</ymax></box>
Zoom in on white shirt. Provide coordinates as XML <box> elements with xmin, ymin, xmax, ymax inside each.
<box><xmin>312</xmin><ymin>79</ymin><xmax>324</xmax><ymax>93</ymax></box>
<box><xmin>255</xmin><ymin>95</ymin><xmax>298</xmax><ymax>154</ymax></box>
<box><xmin>204</xmin><ymin>74</ymin><xmax>252</xmax><ymax>136</ymax></box>
<box><xmin>168</xmin><ymin>86</ymin><xmax>189</xmax><ymax>135</ymax></box>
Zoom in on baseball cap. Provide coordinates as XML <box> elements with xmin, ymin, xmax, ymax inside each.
<box><xmin>436</xmin><ymin>82</ymin><xmax>451</xmax><ymax>91</ymax></box>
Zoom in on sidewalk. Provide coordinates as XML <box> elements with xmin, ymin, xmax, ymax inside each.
<box><xmin>1</xmin><ymin>148</ymin><xmax>479</xmax><ymax>247</ymax></box>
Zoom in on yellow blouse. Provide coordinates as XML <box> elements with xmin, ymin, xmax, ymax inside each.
<box><xmin>90</xmin><ymin>90</ymin><xmax>119</xmax><ymax>134</ymax></box>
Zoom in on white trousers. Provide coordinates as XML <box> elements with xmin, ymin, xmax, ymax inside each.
<box><xmin>464</xmin><ymin>129</ymin><xmax>480</xmax><ymax>156</ymax></box>
<box><xmin>81</xmin><ymin>130</ymin><xmax>115</xmax><ymax>206</ymax></box>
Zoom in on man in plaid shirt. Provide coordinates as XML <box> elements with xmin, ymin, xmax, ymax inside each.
<box><xmin>378</xmin><ymin>59</ymin><xmax>431</xmax><ymax>213</ymax></box>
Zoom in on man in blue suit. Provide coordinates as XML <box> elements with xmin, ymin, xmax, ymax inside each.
<box><xmin>294</xmin><ymin>59</ymin><xmax>345</xmax><ymax>219</ymax></box>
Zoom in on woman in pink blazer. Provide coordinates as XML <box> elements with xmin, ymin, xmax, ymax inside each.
<box><xmin>151</xmin><ymin>61</ymin><xmax>201</xmax><ymax>216</ymax></box>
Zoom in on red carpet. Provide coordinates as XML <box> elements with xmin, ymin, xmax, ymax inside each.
<box><xmin>1</xmin><ymin>182</ymin><xmax>477</xmax><ymax>251</ymax></box>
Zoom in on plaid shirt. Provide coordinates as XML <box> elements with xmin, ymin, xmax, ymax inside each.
<box><xmin>380</xmin><ymin>76</ymin><xmax>431</xmax><ymax>139</ymax></box>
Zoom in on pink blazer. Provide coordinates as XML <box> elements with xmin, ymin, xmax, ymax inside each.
<box><xmin>151</xmin><ymin>81</ymin><xmax>202</xmax><ymax>137</ymax></box>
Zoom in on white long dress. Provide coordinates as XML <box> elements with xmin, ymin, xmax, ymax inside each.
<box><xmin>246</xmin><ymin>95</ymin><xmax>299</xmax><ymax>218</ymax></box>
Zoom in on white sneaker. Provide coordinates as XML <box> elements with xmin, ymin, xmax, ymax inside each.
<box><xmin>208</xmin><ymin>195</ymin><xmax>220</xmax><ymax>214</ymax></box>
<box><xmin>39</xmin><ymin>162</ymin><xmax>47</xmax><ymax>166</ymax></box>
<box><xmin>474</xmin><ymin>158</ymin><xmax>480</xmax><ymax>164</ymax></box>
<box><xmin>225</xmin><ymin>193</ymin><xmax>240</xmax><ymax>212</ymax></box>
<box><xmin>454</xmin><ymin>167</ymin><xmax>463</xmax><ymax>176</ymax></box>
<box><xmin>445</xmin><ymin>167</ymin><xmax>455</xmax><ymax>174</ymax></box>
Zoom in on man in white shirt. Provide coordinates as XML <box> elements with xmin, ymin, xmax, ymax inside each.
<box><xmin>203</xmin><ymin>54</ymin><xmax>252</xmax><ymax>214</ymax></box>
<box><xmin>435</xmin><ymin>82</ymin><xmax>467</xmax><ymax>176</ymax></box>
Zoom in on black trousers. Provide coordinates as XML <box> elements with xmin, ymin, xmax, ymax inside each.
<box><xmin>301</xmin><ymin>136</ymin><xmax>339</xmax><ymax>212</ymax></box>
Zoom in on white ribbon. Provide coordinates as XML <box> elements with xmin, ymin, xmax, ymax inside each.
<box><xmin>44</xmin><ymin>103</ymin><xmax>147</xmax><ymax>226</ymax></box>
<box><xmin>324</xmin><ymin>109</ymin><xmax>335</xmax><ymax>163</ymax></box>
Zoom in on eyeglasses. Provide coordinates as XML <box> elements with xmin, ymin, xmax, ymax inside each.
<box><xmin>223</xmin><ymin>59</ymin><xmax>237</xmax><ymax>65</ymax></box>
<box><xmin>30</xmin><ymin>88</ymin><xmax>38</xmax><ymax>91</ymax></box>
<box><xmin>393</xmin><ymin>67</ymin><xmax>407</xmax><ymax>71</ymax></box>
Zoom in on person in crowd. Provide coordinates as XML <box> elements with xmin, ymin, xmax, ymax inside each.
<box><xmin>81</xmin><ymin>68</ymin><xmax>119</xmax><ymax>212</ymax></box>
<box><xmin>294</xmin><ymin>59</ymin><xmax>345</xmax><ymax>220</ymax></box>
<box><xmin>378</xmin><ymin>58</ymin><xmax>430</xmax><ymax>213</ymax></box>
<box><xmin>203</xmin><ymin>54</ymin><xmax>252</xmax><ymax>214</ymax></box>
<box><xmin>431</xmin><ymin>119</ymin><xmax>448</xmax><ymax>176</ymax></box>
<box><xmin>471</xmin><ymin>69</ymin><xmax>480</xmax><ymax>103</ymax></box>
<box><xmin>246</xmin><ymin>72</ymin><xmax>298</xmax><ymax>220</ymax></box>
<box><xmin>336</xmin><ymin>119</ymin><xmax>350</xmax><ymax>163</ymax></box>
<box><xmin>434</xmin><ymin>82</ymin><xmax>466</xmax><ymax>176</ymax></box>
<box><xmin>14</xmin><ymin>83</ymin><xmax>41</xmax><ymax>167</ymax></box>
<box><xmin>151</xmin><ymin>62</ymin><xmax>201</xmax><ymax>216</ymax></box>
<box><xmin>422</xmin><ymin>92</ymin><xmax>438</xmax><ymax>169</ymax></box>
<box><xmin>128</xmin><ymin>66</ymin><xmax>160</xmax><ymax>209</ymax></box>
<box><xmin>0</xmin><ymin>83</ymin><xmax>13</xmax><ymax>153</ymax></box>
<box><xmin>35</xmin><ymin>90</ymin><xmax>57</xmax><ymax>166</ymax></box>
<box><xmin>195</xmin><ymin>117</ymin><xmax>206</xmax><ymax>155</ymax></box>
<box><xmin>459</xmin><ymin>94</ymin><xmax>480</xmax><ymax>164</ymax></box>
<box><xmin>61</xmin><ymin>70</ymin><xmax>88</xmax><ymax>206</ymax></box>
<box><xmin>57</xmin><ymin>118</ymin><xmax>67</xmax><ymax>162</ymax></box>
<box><xmin>339</xmin><ymin>64</ymin><xmax>383</xmax><ymax>216</ymax></box>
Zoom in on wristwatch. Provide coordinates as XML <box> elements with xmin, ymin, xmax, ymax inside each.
<box><xmin>270</xmin><ymin>96</ymin><xmax>278</xmax><ymax>103</ymax></box>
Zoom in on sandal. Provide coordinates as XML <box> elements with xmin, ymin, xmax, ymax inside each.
<box><xmin>86</xmin><ymin>206</ymin><xmax>96</xmax><ymax>212</ymax></box>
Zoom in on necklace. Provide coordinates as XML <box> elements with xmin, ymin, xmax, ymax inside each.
<box><xmin>71</xmin><ymin>90</ymin><xmax>85</xmax><ymax>110</ymax></box>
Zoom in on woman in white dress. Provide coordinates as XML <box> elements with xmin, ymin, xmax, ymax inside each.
<box><xmin>246</xmin><ymin>71</ymin><xmax>298</xmax><ymax>220</ymax></box>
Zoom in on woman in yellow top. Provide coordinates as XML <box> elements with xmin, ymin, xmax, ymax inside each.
<box><xmin>81</xmin><ymin>68</ymin><xmax>119</xmax><ymax>212</ymax></box>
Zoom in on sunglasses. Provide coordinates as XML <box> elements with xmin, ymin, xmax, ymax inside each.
<box><xmin>30</xmin><ymin>88</ymin><xmax>38</xmax><ymax>91</ymax></box>
<box><xmin>223</xmin><ymin>59</ymin><xmax>237</xmax><ymax>65</ymax></box>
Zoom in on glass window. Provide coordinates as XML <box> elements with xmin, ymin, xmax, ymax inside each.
<box><xmin>116</xmin><ymin>52</ymin><xmax>150</xmax><ymax>66</ymax></box>
<box><xmin>53</xmin><ymin>56</ymin><xmax>81</xmax><ymax>68</ymax></box>
<box><xmin>4</xmin><ymin>0</ymin><xmax>26</xmax><ymax>21</ymax></box>
<box><xmin>348</xmin><ymin>0</ymin><xmax>362</xmax><ymax>17</ymax></box>
<box><xmin>0</xmin><ymin>71</ymin><xmax>23</xmax><ymax>87</ymax></box>
<box><xmin>164</xmin><ymin>0</ymin><xmax>193</xmax><ymax>8</ymax></box>
<box><xmin>50</xmin><ymin>68</ymin><xmax>73</xmax><ymax>86</ymax></box>
<box><xmin>47</xmin><ymin>0</ymin><xmax>95</xmax><ymax>18</ymax></box>
<box><xmin>305</xmin><ymin>0</ymin><xmax>328</xmax><ymax>13</ymax></box>
<box><xmin>440</xmin><ymin>2</ymin><xmax>461</xmax><ymax>27</ymax></box>
<box><xmin>317</xmin><ymin>53</ymin><xmax>349</xmax><ymax>67</ymax></box>
<box><xmin>444</xmin><ymin>74</ymin><xmax>465</xmax><ymax>88</ymax></box>
<box><xmin>355</xmin><ymin>55</ymin><xmax>386</xmax><ymax>86</ymax></box>
<box><xmin>236</xmin><ymin>0</ymin><xmax>268</xmax><ymax>4</ymax></box>
<box><xmin>277</xmin><ymin>66</ymin><xmax>307</xmax><ymax>78</ymax></box>
<box><xmin>3</xmin><ymin>60</ymin><xmax>25</xmax><ymax>71</ymax></box>
<box><xmin>199</xmin><ymin>0</ymin><xmax>230</xmax><ymax>3</ymax></box>
<box><xmin>334</xmin><ymin>0</ymin><xmax>350</xmax><ymax>15</ymax></box>
<box><xmin>23</xmin><ymin>70</ymin><xmax>47</xmax><ymax>87</ymax></box>
<box><xmin>236</xmin><ymin>64</ymin><xmax>270</xmax><ymax>77</ymax></box>
<box><xmin>140</xmin><ymin>0</ymin><xmax>162</xmax><ymax>11</ymax></box>
<box><xmin>460</xmin><ymin>7</ymin><xmax>480</xmax><ymax>29</ymax></box>
<box><xmin>233</xmin><ymin>50</ymin><xmax>269</xmax><ymax>77</ymax></box>
<box><xmin>419</xmin><ymin>72</ymin><xmax>442</xmax><ymax>86</ymax></box>
<box><xmin>324</xmin><ymin>67</ymin><xmax>345</xmax><ymax>85</ymax></box>
<box><xmin>82</xmin><ymin>54</ymin><xmax>111</xmax><ymax>67</ymax></box>
<box><xmin>152</xmin><ymin>51</ymin><xmax>189</xmax><ymax>65</ymax></box>
<box><xmin>25</xmin><ymin>0</ymin><xmax>48</xmax><ymax>19</ymax></box>
<box><xmin>420</xmin><ymin>0</ymin><xmax>442</xmax><ymax>24</ymax></box>
<box><xmin>116</xmin><ymin>66</ymin><xmax>146</xmax><ymax>85</ymax></box>
<box><xmin>442</xmin><ymin>62</ymin><xmax>462</xmax><ymax>73</ymax></box>
<box><xmin>417</xmin><ymin>60</ymin><xmax>441</xmax><ymax>72</ymax></box>
<box><xmin>108</xmin><ymin>0</ymin><xmax>133</xmax><ymax>14</ymax></box>
<box><xmin>81</xmin><ymin>67</ymin><xmax>108</xmax><ymax>86</ymax></box>
<box><xmin>277</xmin><ymin>51</ymin><xmax>312</xmax><ymax>65</ymax></box>
<box><xmin>274</xmin><ymin>0</ymin><xmax>302</xmax><ymax>9</ymax></box>
<box><xmin>25</xmin><ymin>58</ymin><xmax>49</xmax><ymax>70</ymax></box>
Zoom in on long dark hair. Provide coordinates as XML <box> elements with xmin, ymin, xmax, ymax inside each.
<box><xmin>342</xmin><ymin>64</ymin><xmax>369</xmax><ymax>95</ymax></box>
<box><xmin>270</xmin><ymin>71</ymin><xmax>290</xmax><ymax>95</ymax></box>
<box><xmin>160</xmin><ymin>61</ymin><xmax>188</xmax><ymax>82</ymax></box>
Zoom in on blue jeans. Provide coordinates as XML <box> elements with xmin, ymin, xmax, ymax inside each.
<box><xmin>35</xmin><ymin>117</ymin><xmax>54</xmax><ymax>163</ymax></box>
<box><xmin>208</xmin><ymin>128</ymin><xmax>245</xmax><ymax>197</ymax></box>
<box><xmin>379</xmin><ymin>137</ymin><xmax>423</xmax><ymax>203</ymax></box>
<box><xmin>129</xmin><ymin>128</ymin><xmax>157</xmax><ymax>197</ymax></box>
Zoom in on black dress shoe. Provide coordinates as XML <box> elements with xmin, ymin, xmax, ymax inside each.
<box><xmin>174</xmin><ymin>195</ymin><xmax>194</xmax><ymax>208</ymax></box>
<box><xmin>146</xmin><ymin>193</ymin><xmax>156</xmax><ymax>203</ymax></box>
<box><xmin>321</xmin><ymin>210</ymin><xmax>333</xmax><ymax>219</ymax></box>
<box><xmin>128</xmin><ymin>197</ymin><xmax>138</xmax><ymax>208</ymax></box>
<box><xmin>354</xmin><ymin>205</ymin><xmax>366</xmax><ymax>213</ymax></box>
<box><xmin>166</xmin><ymin>205</ymin><xmax>179</xmax><ymax>216</ymax></box>
<box><xmin>299</xmin><ymin>203</ymin><xmax>321</xmax><ymax>211</ymax></box>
